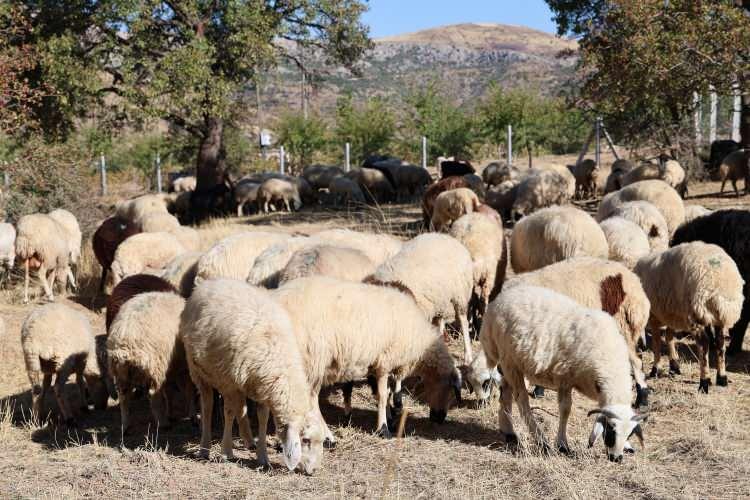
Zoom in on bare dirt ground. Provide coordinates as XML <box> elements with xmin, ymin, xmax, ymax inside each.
<box><xmin>2</xmin><ymin>169</ymin><xmax>750</xmax><ymax>499</ymax></box>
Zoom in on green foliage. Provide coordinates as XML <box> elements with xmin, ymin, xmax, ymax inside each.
<box><xmin>276</xmin><ymin>113</ymin><xmax>328</xmax><ymax>174</ymax></box>
<box><xmin>335</xmin><ymin>94</ymin><xmax>396</xmax><ymax>164</ymax></box>
<box><xmin>405</xmin><ymin>83</ymin><xmax>477</xmax><ymax>163</ymax></box>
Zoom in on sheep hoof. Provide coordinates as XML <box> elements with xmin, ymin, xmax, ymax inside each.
<box><xmin>197</xmin><ymin>449</ymin><xmax>210</xmax><ymax>460</ymax></box>
<box><xmin>668</xmin><ymin>360</ymin><xmax>681</xmax><ymax>375</ymax></box>
<box><xmin>716</xmin><ymin>374</ymin><xmax>728</xmax><ymax>387</ymax></box>
<box><xmin>648</xmin><ymin>366</ymin><xmax>659</xmax><ymax>379</ymax></box>
<box><xmin>634</xmin><ymin>386</ymin><xmax>649</xmax><ymax>408</ymax></box>
<box><xmin>429</xmin><ymin>408</ymin><xmax>447</xmax><ymax>423</ymax></box>
<box><xmin>323</xmin><ymin>437</ymin><xmax>337</xmax><ymax>449</ymax></box>
<box><xmin>557</xmin><ymin>444</ymin><xmax>572</xmax><ymax>456</ymax></box>
<box><xmin>504</xmin><ymin>433</ymin><xmax>518</xmax><ymax>446</ymax></box>
<box><xmin>376</xmin><ymin>424</ymin><xmax>392</xmax><ymax>439</ymax></box>
<box><xmin>530</xmin><ymin>386</ymin><xmax>545</xmax><ymax>399</ymax></box>
<box><xmin>343</xmin><ymin>412</ymin><xmax>352</xmax><ymax>426</ymax></box>
<box><xmin>65</xmin><ymin>417</ymin><xmax>78</xmax><ymax>428</ymax></box>
<box><xmin>392</xmin><ymin>391</ymin><xmax>403</xmax><ymax>409</ymax></box>
<box><xmin>727</xmin><ymin>343</ymin><xmax>743</xmax><ymax>356</ymax></box>
<box><xmin>698</xmin><ymin>378</ymin><xmax>710</xmax><ymax>394</ymax></box>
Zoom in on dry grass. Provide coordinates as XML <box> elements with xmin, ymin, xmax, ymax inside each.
<box><xmin>1</xmin><ymin>174</ymin><xmax>750</xmax><ymax>498</ymax></box>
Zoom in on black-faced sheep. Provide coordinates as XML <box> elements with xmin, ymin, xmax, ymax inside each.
<box><xmin>567</xmin><ymin>159</ymin><xmax>599</xmax><ymax>199</ymax></box>
<box><xmin>480</xmin><ymin>285</ymin><xmax>645</xmax><ymax>461</ymax></box>
<box><xmin>603</xmin><ymin>158</ymin><xmax>635</xmax><ymax>194</ymax></box>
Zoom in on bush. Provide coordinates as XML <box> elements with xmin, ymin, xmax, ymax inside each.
<box><xmin>275</xmin><ymin>113</ymin><xmax>328</xmax><ymax>175</ymax></box>
<box><xmin>335</xmin><ymin>94</ymin><xmax>396</xmax><ymax>164</ymax></box>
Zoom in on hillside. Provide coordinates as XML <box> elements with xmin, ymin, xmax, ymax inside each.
<box><xmin>260</xmin><ymin>23</ymin><xmax>578</xmax><ymax>115</ymax></box>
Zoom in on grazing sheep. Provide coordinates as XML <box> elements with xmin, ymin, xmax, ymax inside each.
<box><xmin>606</xmin><ymin>201</ymin><xmax>669</xmax><ymax>252</ymax></box>
<box><xmin>421</xmin><ymin>176</ymin><xmax>470</xmax><ymax>224</ymax></box>
<box><xmin>511</xmin><ymin>169</ymin><xmax>571</xmax><ymax>219</ymax></box>
<box><xmin>463</xmin><ymin>174</ymin><xmax>486</xmax><ymax>200</ymax></box>
<box><xmin>257</xmin><ymin>178</ymin><xmax>302</xmax><ymax>213</ymax></box>
<box><xmin>431</xmin><ymin>188</ymin><xmax>481</xmax><ymax>231</ymax></box>
<box><xmin>294</xmin><ymin>177</ymin><xmax>317</xmax><ymax>206</ymax></box>
<box><xmin>171</xmin><ymin>176</ymin><xmax>196</xmax><ymax>193</ymax></box>
<box><xmin>47</xmin><ymin>209</ymin><xmax>82</xmax><ymax>287</ymax></box>
<box><xmin>485</xmin><ymin>180</ymin><xmax>519</xmax><ymax>221</ymax></box>
<box><xmin>182</xmin><ymin>279</ymin><xmax>324</xmax><ymax>473</ymax></box>
<box><xmin>392</xmin><ymin>164</ymin><xmax>433</xmax><ymax>200</ymax></box>
<box><xmin>620</xmin><ymin>160</ymin><xmax>687</xmax><ymax>198</ymax></box>
<box><xmin>234</xmin><ymin>180</ymin><xmax>261</xmax><ymax>216</ymax></box>
<box><xmin>0</xmin><ymin>222</ymin><xmax>16</xmax><ymax>271</ymax></box>
<box><xmin>449</xmin><ymin>213</ymin><xmax>506</xmax><ymax>335</ymax></box>
<box><xmin>106</xmin><ymin>274</ymin><xmax>177</xmax><ymax>332</ymax></box>
<box><xmin>440</xmin><ymin>160</ymin><xmax>475</xmax><ymax>178</ymax></box>
<box><xmin>604</xmin><ymin>159</ymin><xmax>635</xmax><ymax>194</ymax></box>
<box><xmin>599</xmin><ymin>217</ymin><xmax>651</xmax><ymax>269</ymax></box>
<box><xmin>302</xmin><ymin>164</ymin><xmax>346</xmax><ymax>191</ymax></box>
<box><xmin>497</xmin><ymin>258</ymin><xmax>651</xmax><ymax>407</ymax></box>
<box><xmin>662</xmin><ymin>159</ymin><xmax>687</xmax><ymax>197</ymax></box>
<box><xmin>278</xmin><ymin>245</ymin><xmax>376</xmax><ymax>285</ymax></box>
<box><xmin>480</xmin><ymin>285</ymin><xmax>645</xmax><ymax>461</ymax></box>
<box><xmin>22</xmin><ymin>303</ymin><xmax>109</xmax><ymax>424</ymax></box>
<box><xmin>116</xmin><ymin>194</ymin><xmax>171</xmax><ymax>225</ymax></box>
<box><xmin>195</xmin><ymin>231</ymin><xmax>289</xmax><ymax>285</ymax></box>
<box><xmin>92</xmin><ymin>217</ymin><xmax>140</xmax><ymax>293</ymax></box>
<box><xmin>167</xmin><ymin>226</ymin><xmax>200</xmax><ymax>253</ymax></box>
<box><xmin>329</xmin><ymin>176</ymin><xmax>366</xmax><ymax>206</ymax></box>
<box><xmin>597</xmin><ymin>180</ymin><xmax>685</xmax><ymax>235</ymax></box>
<box><xmin>683</xmin><ymin>205</ymin><xmax>712</xmax><ymax>225</ymax></box>
<box><xmin>353</xmin><ymin>167</ymin><xmax>396</xmax><ymax>204</ymax></box>
<box><xmin>510</xmin><ymin>206</ymin><xmax>608</xmax><ymax>273</ymax></box>
<box><xmin>634</xmin><ymin>242</ymin><xmax>744</xmax><ymax>392</ymax></box>
<box><xmin>368</xmin><ymin>233</ymin><xmax>475</xmax><ymax>363</ymax></box>
<box><xmin>534</xmin><ymin>164</ymin><xmax>576</xmax><ymax>199</ymax></box>
<box><xmin>160</xmin><ymin>252</ymin><xmax>201</xmax><ymax>297</ymax></box>
<box><xmin>311</xmin><ymin>229</ymin><xmax>403</xmax><ymax>267</ymax></box>
<box><xmin>111</xmin><ymin>232</ymin><xmax>186</xmax><ymax>286</ymax></box>
<box><xmin>718</xmin><ymin>149</ymin><xmax>750</xmax><ymax>197</ymax></box>
<box><xmin>476</xmin><ymin>203</ymin><xmax>504</xmax><ymax>228</ymax></box>
<box><xmin>108</xmin><ymin>291</ymin><xmax>193</xmax><ymax>432</ymax></box>
<box><xmin>246</xmin><ymin>237</ymin><xmax>312</xmax><ymax>289</ymax></box>
<box><xmin>15</xmin><ymin>213</ymin><xmax>71</xmax><ymax>303</ymax></box>
<box><xmin>482</xmin><ymin>162</ymin><xmax>520</xmax><ymax>186</ymax></box>
<box><xmin>671</xmin><ymin>209</ymin><xmax>750</xmax><ymax>354</ymax></box>
<box><xmin>274</xmin><ymin>276</ymin><xmax>462</xmax><ymax>440</ymax></box>
<box><xmin>567</xmin><ymin>159</ymin><xmax>599</xmax><ymax>199</ymax></box>
<box><xmin>138</xmin><ymin>212</ymin><xmax>181</xmax><ymax>233</ymax></box>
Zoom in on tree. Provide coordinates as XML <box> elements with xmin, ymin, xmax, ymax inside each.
<box><xmin>276</xmin><ymin>113</ymin><xmax>328</xmax><ymax>174</ymax></box>
<box><xmin>7</xmin><ymin>1</ymin><xmax>371</xmax><ymax>218</ymax></box>
<box><xmin>406</xmin><ymin>83</ymin><xmax>477</xmax><ymax>163</ymax></box>
<box><xmin>335</xmin><ymin>94</ymin><xmax>396</xmax><ymax>164</ymax></box>
<box><xmin>545</xmin><ymin>1</ymin><xmax>750</xmax><ymax>153</ymax></box>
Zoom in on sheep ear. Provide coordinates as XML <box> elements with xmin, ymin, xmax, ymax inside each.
<box><xmin>588</xmin><ymin>416</ymin><xmax>605</xmax><ymax>448</ymax></box>
<box><xmin>282</xmin><ymin>430</ymin><xmax>302</xmax><ymax>471</ymax></box>
<box><xmin>630</xmin><ymin>423</ymin><xmax>645</xmax><ymax>449</ymax></box>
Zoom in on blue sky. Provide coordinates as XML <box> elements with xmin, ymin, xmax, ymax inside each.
<box><xmin>362</xmin><ymin>0</ymin><xmax>558</xmax><ymax>38</ymax></box>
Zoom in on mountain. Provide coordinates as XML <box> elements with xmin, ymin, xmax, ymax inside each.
<box><xmin>259</xmin><ymin>23</ymin><xmax>578</xmax><ymax>115</ymax></box>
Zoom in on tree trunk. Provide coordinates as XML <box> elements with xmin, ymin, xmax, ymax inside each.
<box><xmin>195</xmin><ymin>116</ymin><xmax>225</xmax><ymax>190</ymax></box>
<box><xmin>741</xmin><ymin>90</ymin><xmax>750</xmax><ymax>148</ymax></box>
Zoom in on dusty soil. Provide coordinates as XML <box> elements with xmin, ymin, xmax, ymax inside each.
<box><xmin>2</xmin><ymin>173</ymin><xmax>750</xmax><ymax>499</ymax></box>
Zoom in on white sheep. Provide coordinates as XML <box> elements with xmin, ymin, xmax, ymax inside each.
<box><xmin>197</xmin><ymin>231</ymin><xmax>290</xmax><ymax>286</ymax></box>
<box><xmin>278</xmin><ymin>245</ymin><xmax>376</xmax><ymax>285</ymax></box>
<box><xmin>160</xmin><ymin>252</ymin><xmax>202</xmax><ymax>297</ymax></box>
<box><xmin>273</xmin><ymin>276</ymin><xmax>462</xmax><ymax>442</ymax></box>
<box><xmin>168</xmin><ymin>225</ymin><xmax>201</xmax><ymax>252</ymax></box>
<box><xmin>605</xmin><ymin>201</ymin><xmax>669</xmax><ymax>252</ymax></box>
<box><xmin>535</xmin><ymin>164</ymin><xmax>577</xmax><ymax>199</ymax></box>
<box><xmin>22</xmin><ymin>303</ymin><xmax>109</xmax><ymax>424</ymax></box>
<box><xmin>511</xmin><ymin>169</ymin><xmax>572</xmax><ymax>219</ymax></box>
<box><xmin>485</xmin><ymin>257</ymin><xmax>652</xmax><ymax>407</ymax></box>
<box><xmin>0</xmin><ymin>222</ymin><xmax>16</xmax><ymax>271</ymax></box>
<box><xmin>181</xmin><ymin>278</ymin><xmax>324</xmax><ymax>473</ymax></box>
<box><xmin>480</xmin><ymin>284</ymin><xmax>645</xmax><ymax>461</ymax></box>
<box><xmin>634</xmin><ymin>242</ymin><xmax>744</xmax><ymax>392</ymax></box>
<box><xmin>368</xmin><ymin>233</ymin><xmax>474</xmax><ymax>363</ymax></box>
<box><xmin>116</xmin><ymin>194</ymin><xmax>171</xmax><ymax>225</ymax></box>
<box><xmin>137</xmin><ymin>211</ymin><xmax>181</xmax><ymax>233</ymax></box>
<box><xmin>597</xmin><ymin>180</ymin><xmax>685</xmax><ymax>235</ymax></box>
<box><xmin>311</xmin><ymin>228</ymin><xmax>403</xmax><ymax>267</ymax></box>
<box><xmin>108</xmin><ymin>291</ymin><xmax>194</xmax><ymax>432</ymax></box>
<box><xmin>111</xmin><ymin>232</ymin><xmax>186</xmax><ymax>286</ymax></box>
<box><xmin>430</xmin><ymin>188</ymin><xmax>481</xmax><ymax>231</ymax></box>
<box><xmin>599</xmin><ymin>217</ymin><xmax>651</xmax><ymax>269</ymax></box>
<box><xmin>683</xmin><ymin>204</ymin><xmax>712</xmax><ymax>224</ymax></box>
<box><xmin>448</xmin><ymin>213</ymin><xmax>506</xmax><ymax>333</ymax></box>
<box><xmin>15</xmin><ymin>213</ymin><xmax>70</xmax><ymax>303</ymax></box>
<box><xmin>246</xmin><ymin>236</ymin><xmax>312</xmax><ymax>288</ymax></box>
<box><xmin>257</xmin><ymin>178</ymin><xmax>302</xmax><ymax>213</ymax></box>
<box><xmin>47</xmin><ymin>209</ymin><xmax>81</xmax><ymax>291</ymax></box>
<box><xmin>234</xmin><ymin>180</ymin><xmax>261</xmax><ymax>216</ymax></box>
<box><xmin>171</xmin><ymin>175</ymin><xmax>197</xmax><ymax>193</ymax></box>
<box><xmin>510</xmin><ymin>205</ymin><xmax>609</xmax><ymax>273</ymax></box>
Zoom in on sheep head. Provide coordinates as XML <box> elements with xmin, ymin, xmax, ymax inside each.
<box><xmin>281</xmin><ymin>412</ymin><xmax>324</xmax><ymax>475</ymax></box>
<box><xmin>588</xmin><ymin>405</ymin><xmax>646</xmax><ymax>463</ymax></box>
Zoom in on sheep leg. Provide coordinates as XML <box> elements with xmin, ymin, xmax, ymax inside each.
<box><xmin>375</xmin><ymin>373</ymin><xmax>392</xmax><ymax>438</ymax></box>
<box><xmin>183</xmin><ymin>378</ymin><xmax>198</xmax><ymax>427</ymax></box>
<box><xmin>666</xmin><ymin>329</ymin><xmax>680</xmax><ymax>375</ymax></box>
<box><xmin>220</xmin><ymin>392</ymin><xmax>238</xmax><ymax>460</ymax></box>
<box><xmin>23</xmin><ymin>258</ymin><xmax>30</xmax><ymax>303</ymax></box>
<box><xmin>196</xmin><ymin>379</ymin><xmax>214</xmax><ymax>459</ymax></box>
<box><xmin>312</xmin><ymin>391</ymin><xmax>336</xmax><ymax>447</ymax></box>
<box><xmin>498</xmin><ymin>377</ymin><xmax>516</xmax><ymax>444</ymax></box>
<box><xmin>75</xmin><ymin>367</ymin><xmax>89</xmax><ymax>413</ymax></box>
<box><xmin>149</xmin><ymin>387</ymin><xmax>170</xmax><ymax>430</ymax></box>
<box><xmin>66</xmin><ymin>266</ymin><xmax>77</xmax><ymax>292</ymax></box>
<box><xmin>236</xmin><ymin>203</ymin><xmax>243</xmax><ymax>218</ymax></box>
<box><xmin>556</xmin><ymin>387</ymin><xmax>573</xmax><ymax>454</ymax></box>
<box><xmin>98</xmin><ymin>267</ymin><xmax>108</xmax><ymax>294</ymax></box>
<box><xmin>32</xmin><ymin>373</ymin><xmax>51</xmax><ymax>419</ymax></box>
<box><xmin>342</xmin><ymin>382</ymin><xmax>353</xmax><ymax>423</ymax></box>
<box><xmin>716</xmin><ymin>327</ymin><xmax>728</xmax><ymax>387</ymax></box>
<box><xmin>720</xmin><ymin>178</ymin><xmax>726</xmax><ymax>195</ymax></box>
<box><xmin>649</xmin><ymin>329</ymin><xmax>663</xmax><ymax>378</ymax></box>
<box><xmin>39</xmin><ymin>264</ymin><xmax>54</xmax><ymax>302</ymax></box>
<box><xmin>284</xmin><ymin>199</ymin><xmax>291</xmax><ymax>212</ymax></box>
<box><xmin>256</xmin><ymin>403</ymin><xmax>271</xmax><ymax>468</ymax></box>
<box><xmin>733</xmin><ymin>179</ymin><xmax>740</xmax><ymax>198</ymax></box>
<box><xmin>53</xmin><ymin>365</ymin><xmax>75</xmax><ymax>426</ymax></box>
<box><xmin>392</xmin><ymin>378</ymin><xmax>403</xmax><ymax>411</ymax></box>
<box><xmin>117</xmin><ymin>383</ymin><xmax>133</xmax><ymax>434</ymax></box>
<box><xmin>512</xmin><ymin>374</ymin><xmax>548</xmax><ymax>451</ymax></box>
<box><xmin>456</xmin><ymin>306</ymin><xmax>473</xmax><ymax>363</ymax></box>
<box><xmin>629</xmin><ymin>347</ymin><xmax>649</xmax><ymax>408</ymax></box>
<box><xmin>697</xmin><ymin>334</ymin><xmax>711</xmax><ymax>393</ymax></box>
<box><xmin>236</xmin><ymin>400</ymin><xmax>254</xmax><ymax>450</ymax></box>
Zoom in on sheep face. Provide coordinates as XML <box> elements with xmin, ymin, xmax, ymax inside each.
<box><xmin>281</xmin><ymin>415</ymin><xmax>324</xmax><ymax>475</ymax></box>
<box><xmin>588</xmin><ymin>405</ymin><xmax>645</xmax><ymax>462</ymax></box>
<box><xmin>463</xmin><ymin>351</ymin><xmax>502</xmax><ymax>402</ymax></box>
<box><xmin>420</xmin><ymin>365</ymin><xmax>462</xmax><ymax>423</ymax></box>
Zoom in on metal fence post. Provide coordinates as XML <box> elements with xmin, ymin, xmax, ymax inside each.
<box><xmin>155</xmin><ymin>152</ymin><xmax>162</xmax><ymax>193</ymax></box>
<box><xmin>421</xmin><ymin>136</ymin><xmax>427</xmax><ymax>169</ymax></box>
<box><xmin>733</xmin><ymin>84</ymin><xmax>742</xmax><ymax>143</ymax></box>
<box><xmin>345</xmin><ymin>143</ymin><xmax>350</xmax><ymax>172</ymax></box>
<box><xmin>709</xmin><ymin>86</ymin><xmax>718</xmax><ymax>144</ymax></box>
<box><xmin>100</xmin><ymin>152</ymin><xmax>107</xmax><ymax>196</ymax></box>
<box><xmin>280</xmin><ymin>146</ymin><xmax>285</xmax><ymax>175</ymax></box>
<box><xmin>595</xmin><ymin>117</ymin><xmax>602</xmax><ymax>169</ymax></box>
<box><xmin>507</xmin><ymin>125</ymin><xmax>513</xmax><ymax>165</ymax></box>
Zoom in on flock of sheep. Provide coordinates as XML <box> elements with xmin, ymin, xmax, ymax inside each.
<box><xmin>4</xmin><ymin>149</ymin><xmax>750</xmax><ymax>474</ymax></box>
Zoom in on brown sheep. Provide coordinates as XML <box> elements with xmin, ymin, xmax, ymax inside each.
<box><xmin>105</xmin><ymin>274</ymin><xmax>177</xmax><ymax>333</ymax></box>
<box><xmin>421</xmin><ymin>176</ymin><xmax>471</xmax><ymax>225</ymax></box>
<box><xmin>719</xmin><ymin>150</ymin><xmax>750</xmax><ymax>197</ymax></box>
<box><xmin>93</xmin><ymin>217</ymin><xmax>140</xmax><ymax>293</ymax></box>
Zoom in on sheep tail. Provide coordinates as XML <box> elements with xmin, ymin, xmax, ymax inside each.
<box><xmin>23</xmin><ymin>350</ymin><xmax>42</xmax><ymax>394</ymax></box>
<box><xmin>14</xmin><ymin>234</ymin><xmax>34</xmax><ymax>261</ymax></box>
